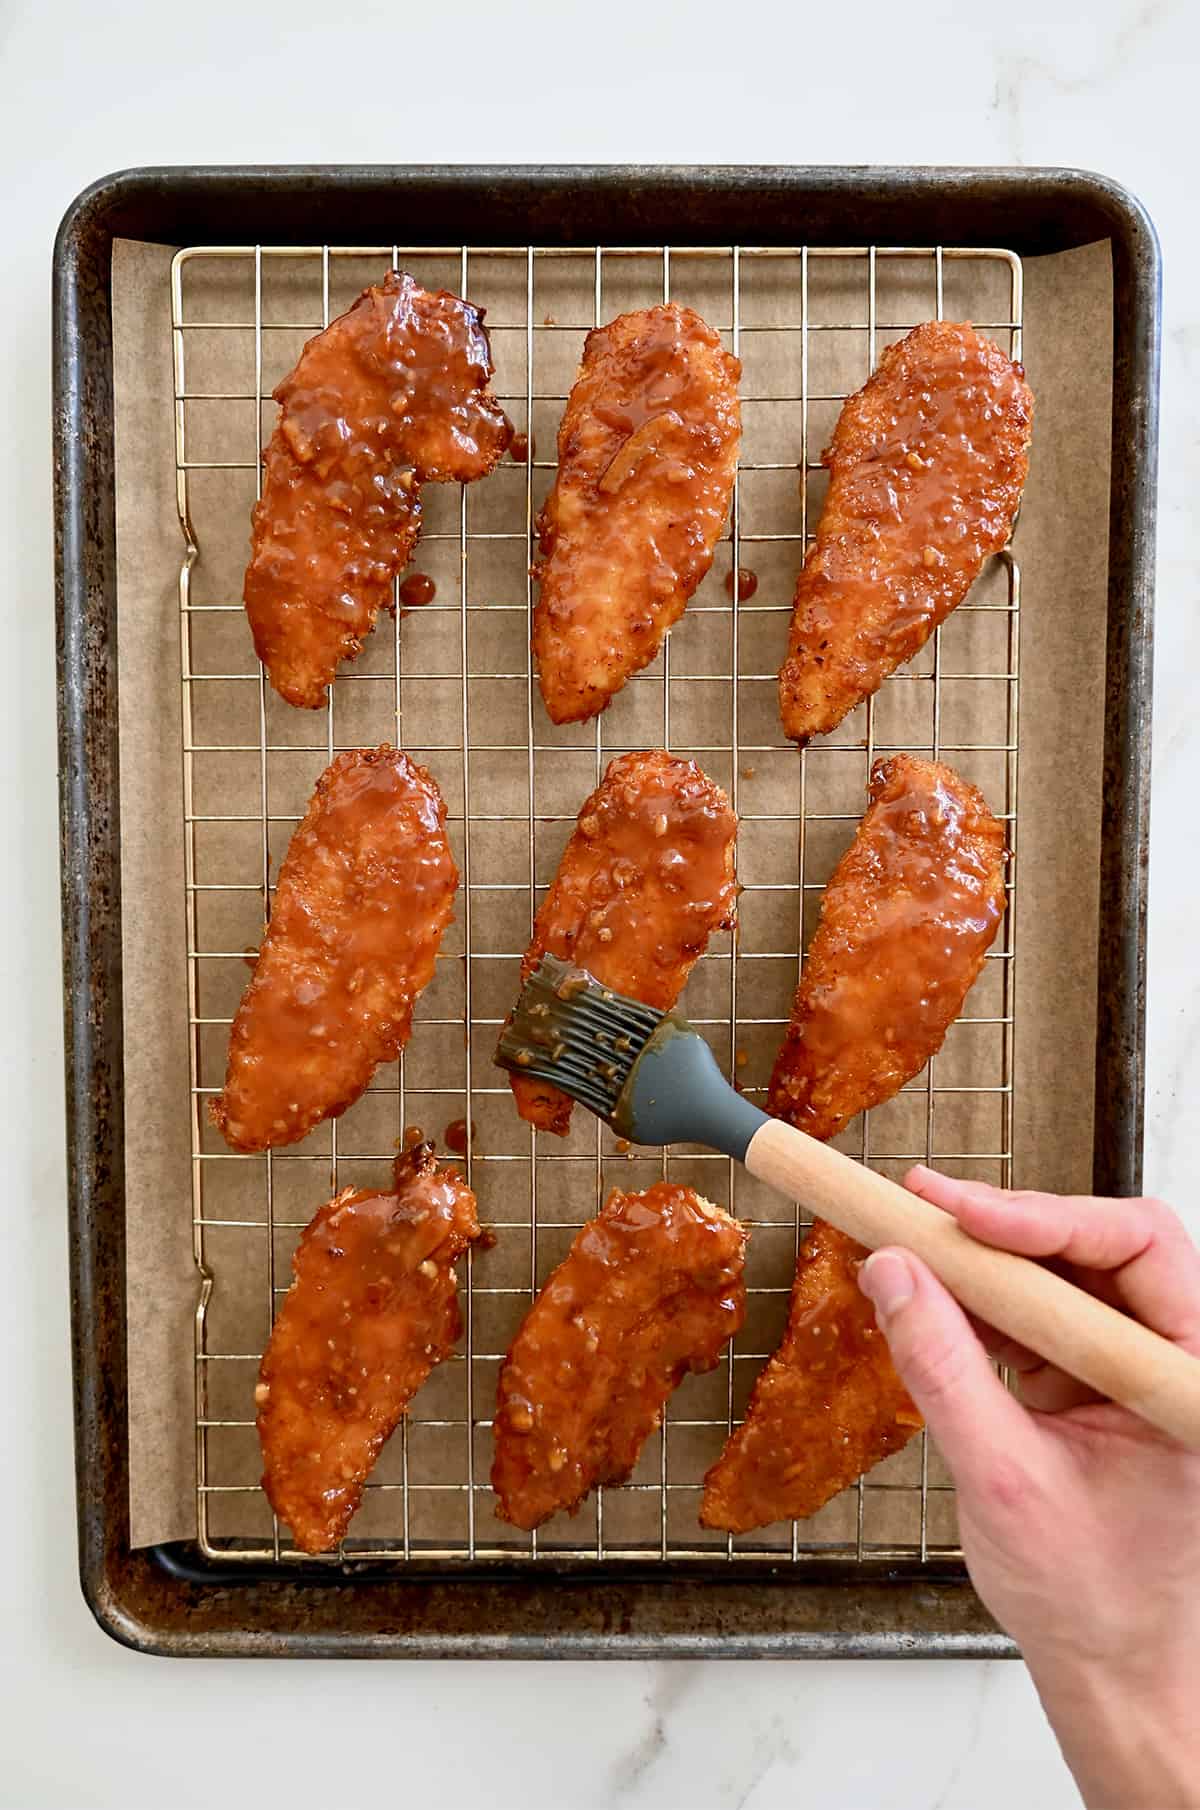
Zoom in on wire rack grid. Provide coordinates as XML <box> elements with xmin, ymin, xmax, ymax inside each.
<box><xmin>171</xmin><ymin>240</ymin><xmax>1022</xmax><ymax>1566</ymax></box>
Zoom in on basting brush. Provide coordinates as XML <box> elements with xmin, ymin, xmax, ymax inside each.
<box><xmin>497</xmin><ymin>953</ymin><xmax>1200</xmax><ymax>1449</ymax></box>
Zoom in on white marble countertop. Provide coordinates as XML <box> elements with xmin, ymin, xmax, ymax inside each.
<box><xmin>2</xmin><ymin>2</ymin><xmax>1194</xmax><ymax>1803</ymax></box>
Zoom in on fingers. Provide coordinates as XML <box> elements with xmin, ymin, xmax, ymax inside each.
<box><xmin>965</xmin><ymin>1311</ymin><xmax>1038</xmax><ymax>1371</ymax></box>
<box><xmin>964</xmin><ymin>1313</ymin><xmax>1103</xmax><ymax>1413</ymax></box>
<box><xmin>858</xmin><ymin>1248</ymin><xmax>1035</xmax><ymax>1492</ymax></box>
<box><xmin>1015</xmin><ymin>1363</ymin><xmax>1103</xmax><ymax>1415</ymax></box>
<box><xmin>905</xmin><ymin>1167</ymin><xmax>1200</xmax><ymax>1352</ymax></box>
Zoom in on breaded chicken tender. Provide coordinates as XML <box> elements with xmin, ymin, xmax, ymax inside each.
<box><xmin>700</xmin><ymin>1220</ymin><xmax>921</xmax><ymax>1533</ymax></box>
<box><xmin>768</xmin><ymin>754</ymin><xmax>1006</xmax><ymax>1141</ymax></box>
<box><xmin>258</xmin><ymin>1146</ymin><xmax>479</xmax><ymax>1553</ymax></box>
<box><xmin>493</xmin><ymin>1183</ymin><xmax>746</xmax><ymax>1530</ymax></box>
<box><xmin>534</xmin><ymin>304</ymin><xmax>741</xmax><ymax>723</ymax></box>
<box><xmin>504</xmin><ymin>750</ymin><xmax>738</xmax><ymax>1135</ymax></box>
<box><xmin>245</xmin><ymin>270</ymin><xmax>510</xmax><ymax>707</ymax></box>
<box><xmin>702</xmin><ymin>755</ymin><xmax>1005</xmax><ymax>1533</ymax></box>
<box><xmin>780</xmin><ymin>321</ymin><xmax>1032</xmax><ymax>742</ymax></box>
<box><xmin>212</xmin><ymin>747</ymin><xmax>457</xmax><ymax>1152</ymax></box>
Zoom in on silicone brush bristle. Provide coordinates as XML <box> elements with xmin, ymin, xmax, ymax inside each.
<box><xmin>495</xmin><ymin>953</ymin><xmax>663</xmax><ymax>1125</ymax></box>
<box><xmin>495</xmin><ymin>954</ymin><xmax>768</xmax><ymax>1160</ymax></box>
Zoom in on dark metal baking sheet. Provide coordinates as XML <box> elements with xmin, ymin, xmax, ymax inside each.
<box><xmin>54</xmin><ymin>164</ymin><xmax>1158</xmax><ymax>1658</ymax></box>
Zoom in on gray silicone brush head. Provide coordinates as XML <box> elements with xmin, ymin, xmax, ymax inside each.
<box><xmin>495</xmin><ymin>954</ymin><xmax>768</xmax><ymax>1160</ymax></box>
<box><xmin>616</xmin><ymin>1015</ymin><xmax>767</xmax><ymax>1158</ymax></box>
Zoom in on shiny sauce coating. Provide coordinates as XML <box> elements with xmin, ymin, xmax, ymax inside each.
<box><xmin>703</xmin><ymin>754</ymin><xmax>1002</xmax><ymax>1532</ymax></box>
<box><xmin>493</xmin><ymin>1182</ymin><xmax>747</xmax><ymax>1530</ymax></box>
<box><xmin>443</xmin><ymin>1117</ymin><xmax>473</xmax><ymax>1156</ymax></box>
<box><xmin>780</xmin><ymin>321</ymin><xmax>1032</xmax><ymax>742</ymax></box>
<box><xmin>507</xmin><ymin>749</ymin><xmax>738</xmax><ymax>1134</ymax></box>
<box><xmin>212</xmin><ymin>747</ymin><xmax>458</xmax><ymax>1152</ymax></box>
<box><xmin>257</xmin><ymin>1145</ymin><xmax>480</xmax><ymax>1553</ymax></box>
<box><xmin>244</xmin><ymin>270</ymin><xmax>510</xmax><ymax>708</ymax></box>
<box><xmin>724</xmin><ymin>566</ymin><xmax>758</xmax><ymax>602</ymax></box>
<box><xmin>534</xmin><ymin>304</ymin><xmax>741</xmax><ymax>724</ymax></box>
<box><xmin>700</xmin><ymin>1220</ymin><xmax>920</xmax><ymax>1532</ymax></box>
<box><xmin>398</xmin><ymin>571</ymin><xmax>436</xmax><ymax>611</ymax></box>
<box><xmin>767</xmin><ymin>753</ymin><xmax>1007</xmax><ymax>1141</ymax></box>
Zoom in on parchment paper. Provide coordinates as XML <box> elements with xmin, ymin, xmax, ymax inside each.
<box><xmin>113</xmin><ymin>234</ymin><xmax>1112</xmax><ymax>1550</ymax></box>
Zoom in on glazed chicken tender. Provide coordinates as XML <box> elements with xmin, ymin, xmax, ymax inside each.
<box><xmin>245</xmin><ymin>270</ymin><xmax>511</xmax><ymax>708</ymax></box>
<box><xmin>700</xmin><ymin>1220</ymin><xmax>921</xmax><ymax>1533</ymax></box>
<box><xmin>767</xmin><ymin>753</ymin><xmax>1007</xmax><ymax>1141</ymax></box>
<box><xmin>701</xmin><ymin>755</ymin><xmax>1006</xmax><ymax>1533</ymax></box>
<box><xmin>212</xmin><ymin>747</ymin><xmax>457</xmax><ymax>1153</ymax></box>
<box><xmin>258</xmin><ymin>1146</ymin><xmax>480</xmax><ymax>1553</ymax></box>
<box><xmin>534</xmin><ymin>304</ymin><xmax>741</xmax><ymax>723</ymax></box>
<box><xmin>493</xmin><ymin>1183</ymin><xmax>747</xmax><ymax>1530</ymax></box>
<box><xmin>780</xmin><ymin>321</ymin><xmax>1032</xmax><ymax>742</ymax></box>
<box><xmin>505</xmin><ymin>750</ymin><xmax>738</xmax><ymax>1135</ymax></box>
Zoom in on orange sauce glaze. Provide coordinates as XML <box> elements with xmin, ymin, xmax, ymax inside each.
<box><xmin>700</xmin><ymin>1220</ymin><xmax>920</xmax><ymax>1532</ymax></box>
<box><xmin>493</xmin><ymin>1182</ymin><xmax>747</xmax><ymax>1530</ymax></box>
<box><xmin>212</xmin><ymin>747</ymin><xmax>458</xmax><ymax>1152</ymax></box>
<box><xmin>398</xmin><ymin>571</ymin><xmax>436</xmax><ymax>611</ymax></box>
<box><xmin>724</xmin><ymin>566</ymin><xmax>758</xmax><ymax>602</ymax></box>
<box><xmin>533</xmin><ymin>304</ymin><xmax>741</xmax><ymax>723</ymax></box>
<box><xmin>506</xmin><ymin>750</ymin><xmax>738</xmax><ymax>1134</ymax></box>
<box><xmin>257</xmin><ymin>1145</ymin><xmax>480</xmax><ymax>1553</ymax></box>
<box><xmin>244</xmin><ymin>270</ymin><xmax>510</xmax><ymax>707</ymax></box>
<box><xmin>780</xmin><ymin>321</ymin><xmax>1032</xmax><ymax>742</ymax></box>
<box><xmin>768</xmin><ymin>753</ymin><xmax>1007</xmax><ymax>1141</ymax></box>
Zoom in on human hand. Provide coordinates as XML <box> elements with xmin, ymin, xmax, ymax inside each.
<box><xmin>858</xmin><ymin>1168</ymin><xmax>1200</xmax><ymax>1810</ymax></box>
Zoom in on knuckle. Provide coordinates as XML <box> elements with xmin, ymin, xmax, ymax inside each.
<box><xmin>1134</xmin><ymin>1195</ymin><xmax>1197</xmax><ymax>1267</ymax></box>
<box><xmin>1139</xmin><ymin>1195</ymin><xmax>1183</xmax><ymax>1236</ymax></box>
<box><xmin>977</xmin><ymin>1454</ymin><xmax>1033</xmax><ymax>1513</ymax></box>
<box><xmin>1009</xmin><ymin>1188</ymin><xmax>1046</xmax><ymax>1207</ymax></box>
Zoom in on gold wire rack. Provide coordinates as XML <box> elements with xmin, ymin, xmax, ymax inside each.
<box><xmin>172</xmin><ymin>241</ymin><xmax>1021</xmax><ymax>1566</ymax></box>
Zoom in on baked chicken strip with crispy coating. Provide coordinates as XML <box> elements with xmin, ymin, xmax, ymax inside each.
<box><xmin>212</xmin><ymin>747</ymin><xmax>457</xmax><ymax>1153</ymax></box>
<box><xmin>258</xmin><ymin>1145</ymin><xmax>480</xmax><ymax>1553</ymax></box>
<box><xmin>504</xmin><ymin>749</ymin><xmax>738</xmax><ymax>1135</ymax></box>
<box><xmin>493</xmin><ymin>1182</ymin><xmax>746</xmax><ymax>1530</ymax></box>
<box><xmin>245</xmin><ymin>270</ymin><xmax>511</xmax><ymax>708</ymax></box>
<box><xmin>779</xmin><ymin>321</ymin><xmax>1032</xmax><ymax>743</ymax></box>
<box><xmin>699</xmin><ymin>1220</ymin><xmax>922</xmax><ymax>1533</ymax></box>
<box><xmin>767</xmin><ymin>753</ymin><xmax>1007</xmax><ymax>1141</ymax></box>
<box><xmin>700</xmin><ymin>755</ymin><xmax>1005</xmax><ymax>1533</ymax></box>
<box><xmin>534</xmin><ymin>304</ymin><xmax>741</xmax><ymax>723</ymax></box>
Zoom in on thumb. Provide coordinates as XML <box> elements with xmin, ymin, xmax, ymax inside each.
<box><xmin>859</xmin><ymin>1248</ymin><xmax>1035</xmax><ymax>1494</ymax></box>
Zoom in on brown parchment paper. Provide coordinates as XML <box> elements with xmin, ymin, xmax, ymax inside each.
<box><xmin>113</xmin><ymin>234</ymin><xmax>1112</xmax><ymax>1550</ymax></box>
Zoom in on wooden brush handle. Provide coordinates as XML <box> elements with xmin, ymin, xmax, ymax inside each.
<box><xmin>744</xmin><ymin>1117</ymin><xmax>1200</xmax><ymax>1450</ymax></box>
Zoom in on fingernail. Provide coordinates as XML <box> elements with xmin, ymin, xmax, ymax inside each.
<box><xmin>859</xmin><ymin>1251</ymin><xmax>914</xmax><ymax>1320</ymax></box>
